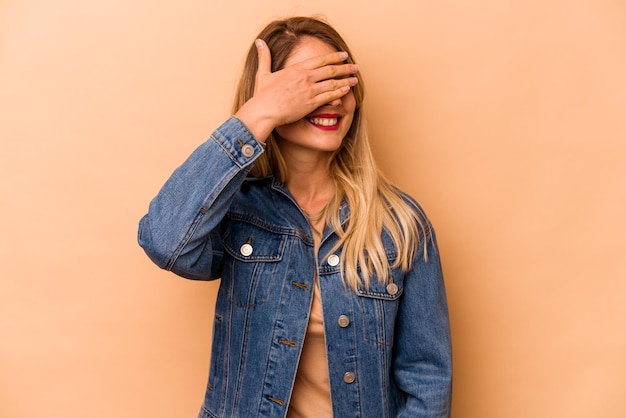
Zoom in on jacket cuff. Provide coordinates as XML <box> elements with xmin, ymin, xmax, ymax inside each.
<box><xmin>212</xmin><ymin>116</ymin><xmax>265</xmax><ymax>168</ymax></box>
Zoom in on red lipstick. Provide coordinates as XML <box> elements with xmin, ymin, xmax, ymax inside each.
<box><xmin>307</xmin><ymin>113</ymin><xmax>342</xmax><ymax>131</ymax></box>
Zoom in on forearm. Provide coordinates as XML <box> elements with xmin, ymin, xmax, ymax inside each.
<box><xmin>137</xmin><ymin>116</ymin><xmax>264</xmax><ymax>279</ymax></box>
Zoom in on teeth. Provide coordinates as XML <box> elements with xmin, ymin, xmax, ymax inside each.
<box><xmin>309</xmin><ymin>117</ymin><xmax>338</xmax><ymax>126</ymax></box>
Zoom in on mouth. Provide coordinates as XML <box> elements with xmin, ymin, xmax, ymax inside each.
<box><xmin>307</xmin><ymin>114</ymin><xmax>341</xmax><ymax>131</ymax></box>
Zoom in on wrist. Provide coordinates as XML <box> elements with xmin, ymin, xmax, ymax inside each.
<box><xmin>235</xmin><ymin>99</ymin><xmax>277</xmax><ymax>142</ymax></box>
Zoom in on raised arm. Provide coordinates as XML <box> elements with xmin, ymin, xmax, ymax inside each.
<box><xmin>137</xmin><ymin>40</ymin><xmax>359</xmax><ymax>280</ymax></box>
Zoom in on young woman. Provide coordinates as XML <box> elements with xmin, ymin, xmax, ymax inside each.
<box><xmin>138</xmin><ymin>16</ymin><xmax>452</xmax><ymax>418</ymax></box>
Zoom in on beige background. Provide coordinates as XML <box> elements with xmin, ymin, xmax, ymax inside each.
<box><xmin>1</xmin><ymin>0</ymin><xmax>625</xmax><ymax>417</ymax></box>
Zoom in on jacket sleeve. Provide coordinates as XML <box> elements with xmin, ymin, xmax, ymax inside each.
<box><xmin>137</xmin><ymin>116</ymin><xmax>264</xmax><ymax>280</ymax></box>
<box><xmin>394</xmin><ymin>227</ymin><xmax>453</xmax><ymax>417</ymax></box>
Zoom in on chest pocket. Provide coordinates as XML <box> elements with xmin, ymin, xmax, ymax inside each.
<box><xmin>222</xmin><ymin>218</ymin><xmax>287</xmax><ymax>307</ymax></box>
<box><xmin>356</xmin><ymin>265</ymin><xmax>404</xmax><ymax>347</ymax></box>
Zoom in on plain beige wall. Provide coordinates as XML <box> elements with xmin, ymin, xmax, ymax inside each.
<box><xmin>1</xmin><ymin>0</ymin><xmax>625</xmax><ymax>417</ymax></box>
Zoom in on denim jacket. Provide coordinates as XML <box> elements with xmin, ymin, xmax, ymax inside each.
<box><xmin>138</xmin><ymin>117</ymin><xmax>452</xmax><ymax>417</ymax></box>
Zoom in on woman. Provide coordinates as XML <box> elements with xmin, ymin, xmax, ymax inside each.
<box><xmin>138</xmin><ymin>16</ymin><xmax>452</xmax><ymax>418</ymax></box>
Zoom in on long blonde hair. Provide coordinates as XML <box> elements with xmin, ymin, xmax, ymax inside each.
<box><xmin>233</xmin><ymin>16</ymin><xmax>430</xmax><ymax>291</ymax></box>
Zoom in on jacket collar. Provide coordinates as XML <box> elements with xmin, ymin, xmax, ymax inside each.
<box><xmin>269</xmin><ymin>177</ymin><xmax>350</xmax><ymax>225</ymax></box>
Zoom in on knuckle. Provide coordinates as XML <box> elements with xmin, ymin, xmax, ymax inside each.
<box><xmin>292</xmin><ymin>69</ymin><xmax>307</xmax><ymax>83</ymax></box>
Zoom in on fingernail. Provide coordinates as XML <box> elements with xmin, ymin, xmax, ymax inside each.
<box><xmin>351</xmin><ymin>64</ymin><xmax>359</xmax><ymax>72</ymax></box>
<box><xmin>350</xmin><ymin>77</ymin><xmax>358</xmax><ymax>85</ymax></box>
<box><xmin>339</xmin><ymin>51</ymin><xmax>348</xmax><ymax>59</ymax></box>
<box><xmin>255</xmin><ymin>39</ymin><xmax>264</xmax><ymax>49</ymax></box>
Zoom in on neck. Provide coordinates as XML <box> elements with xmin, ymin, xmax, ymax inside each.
<box><xmin>284</xmin><ymin>159</ymin><xmax>334</xmax><ymax>214</ymax></box>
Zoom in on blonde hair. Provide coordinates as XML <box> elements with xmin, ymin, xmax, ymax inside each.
<box><xmin>233</xmin><ymin>16</ymin><xmax>430</xmax><ymax>291</ymax></box>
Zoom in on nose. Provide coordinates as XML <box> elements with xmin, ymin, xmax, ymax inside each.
<box><xmin>327</xmin><ymin>97</ymin><xmax>342</xmax><ymax>106</ymax></box>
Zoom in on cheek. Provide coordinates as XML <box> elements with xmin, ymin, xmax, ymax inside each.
<box><xmin>343</xmin><ymin>92</ymin><xmax>357</xmax><ymax>117</ymax></box>
<box><xmin>274</xmin><ymin>120</ymin><xmax>304</xmax><ymax>138</ymax></box>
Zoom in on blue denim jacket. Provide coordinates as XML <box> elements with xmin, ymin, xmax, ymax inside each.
<box><xmin>138</xmin><ymin>117</ymin><xmax>452</xmax><ymax>417</ymax></box>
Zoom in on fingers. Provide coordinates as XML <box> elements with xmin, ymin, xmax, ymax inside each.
<box><xmin>293</xmin><ymin>50</ymin><xmax>359</xmax><ymax>83</ymax></box>
<box><xmin>292</xmin><ymin>51</ymin><xmax>358</xmax><ymax>109</ymax></box>
<box><xmin>312</xmin><ymin>76</ymin><xmax>359</xmax><ymax>97</ymax></box>
<box><xmin>246</xmin><ymin>43</ymin><xmax>358</xmax><ymax>128</ymax></box>
<box><xmin>259</xmin><ymin>42</ymin><xmax>356</xmax><ymax>83</ymax></box>
<box><xmin>309</xmin><ymin>63</ymin><xmax>359</xmax><ymax>84</ymax></box>
<box><xmin>255</xmin><ymin>39</ymin><xmax>272</xmax><ymax>76</ymax></box>
<box><xmin>312</xmin><ymin>85</ymin><xmax>354</xmax><ymax>108</ymax></box>
<box><xmin>300</xmin><ymin>50</ymin><xmax>350</xmax><ymax>70</ymax></box>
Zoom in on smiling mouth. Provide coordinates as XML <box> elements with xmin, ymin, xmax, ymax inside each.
<box><xmin>308</xmin><ymin>117</ymin><xmax>339</xmax><ymax>126</ymax></box>
<box><xmin>306</xmin><ymin>113</ymin><xmax>342</xmax><ymax>131</ymax></box>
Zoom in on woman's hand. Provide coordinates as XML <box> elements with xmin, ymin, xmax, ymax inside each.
<box><xmin>235</xmin><ymin>39</ymin><xmax>359</xmax><ymax>141</ymax></box>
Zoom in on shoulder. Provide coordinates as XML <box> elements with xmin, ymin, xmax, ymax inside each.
<box><xmin>390</xmin><ymin>186</ymin><xmax>434</xmax><ymax>234</ymax></box>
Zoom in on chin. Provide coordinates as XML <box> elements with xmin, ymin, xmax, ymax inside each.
<box><xmin>275</xmin><ymin>126</ymin><xmax>347</xmax><ymax>152</ymax></box>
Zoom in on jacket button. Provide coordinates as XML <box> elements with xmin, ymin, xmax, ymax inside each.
<box><xmin>327</xmin><ymin>254</ymin><xmax>340</xmax><ymax>266</ymax></box>
<box><xmin>240</xmin><ymin>243</ymin><xmax>253</xmax><ymax>257</ymax></box>
<box><xmin>337</xmin><ymin>315</ymin><xmax>350</xmax><ymax>328</ymax></box>
<box><xmin>386</xmin><ymin>283</ymin><xmax>399</xmax><ymax>295</ymax></box>
<box><xmin>241</xmin><ymin>144</ymin><xmax>255</xmax><ymax>157</ymax></box>
<box><xmin>343</xmin><ymin>371</ymin><xmax>356</xmax><ymax>384</ymax></box>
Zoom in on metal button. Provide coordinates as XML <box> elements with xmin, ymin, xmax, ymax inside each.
<box><xmin>327</xmin><ymin>254</ymin><xmax>340</xmax><ymax>266</ymax></box>
<box><xmin>386</xmin><ymin>283</ymin><xmax>399</xmax><ymax>295</ymax></box>
<box><xmin>337</xmin><ymin>315</ymin><xmax>350</xmax><ymax>328</ymax></box>
<box><xmin>343</xmin><ymin>371</ymin><xmax>356</xmax><ymax>384</ymax></box>
<box><xmin>240</xmin><ymin>243</ymin><xmax>253</xmax><ymax>257</ymax></box>
<box><xmin>241</xmin><ymin>144</ymin><xmax>255</xmax><ymax>157</ymax></box>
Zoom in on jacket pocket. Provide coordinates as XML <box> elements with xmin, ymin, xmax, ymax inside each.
<box><xmin>222</xmin><ymin>219</ymin><xmax>286</xmax><ymax>307</ymax></box>
<box><xmin>355</xmin><ymin>268</ymin><xmax>404</xmax><ymax>347</ymax></box>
